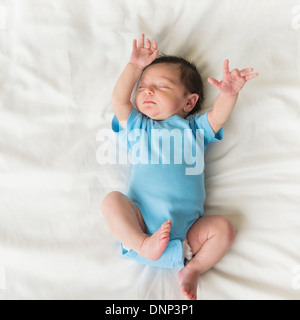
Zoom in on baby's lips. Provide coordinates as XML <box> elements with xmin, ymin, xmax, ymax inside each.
<box><xmin>143</xmin><ymin>101</ymin><xmax>156</xmax><ymax>104</ymax></box>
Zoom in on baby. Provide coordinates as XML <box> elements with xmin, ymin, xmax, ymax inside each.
<box><xmin>102</xmin><ymin>34</ymin><xmax>258</xmax><ymax>300</ymax></box>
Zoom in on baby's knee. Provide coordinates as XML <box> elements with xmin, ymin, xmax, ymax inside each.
<box><xmin>211</xmin><ymin>216</ymin><xmax>235</xmax><ymax>247</ymax></box>
<box><xmin>215</xmin><ymin>216</ymin><xmax>235</xmax><ymax>247</ymax></box>
<box><xmin>101</xmin><ymin>191</ymin><xmax>123</xmax><ymax>216</ymax></box>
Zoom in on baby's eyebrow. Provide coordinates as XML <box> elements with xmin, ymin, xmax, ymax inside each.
<box><xmin>158</xmin><ymin>76</ymin><xmax>178</xmax><ymax>84</ymax></box>
<box><xmin>139</xmin><ymin>73</ymin><xmax>180</xmax><ymax>86</ymax></box>
<box><xmin>139</xmin><ymin>78</ymin><xmax>175</xmax><ymax>85</ymax></box>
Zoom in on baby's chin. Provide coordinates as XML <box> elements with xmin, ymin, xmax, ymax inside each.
<box><xmin>144</xmin><ymin>112</ymin><xmax>166</xmax><ymax>121</ymax></box>
<box><xmin>137</xmin><ymin>105</ymin><xmax>162</xmax><ymax>120</ymax></box>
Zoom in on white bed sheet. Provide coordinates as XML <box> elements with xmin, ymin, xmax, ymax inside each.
<box><xmin>0</xmin><ymin>0</ymin><xmax>300</xmax><ymax>300</ymax></box>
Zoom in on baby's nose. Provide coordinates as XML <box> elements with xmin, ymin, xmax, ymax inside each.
<box><xmin>144</xmin><ymin>87</ymin><xmax>154</xmax><ymax>95</ymax></box>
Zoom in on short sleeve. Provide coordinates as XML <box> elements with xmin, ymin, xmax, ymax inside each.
<box><xmin>111</xmin><ymin>106</ymin><xmax>148</xmax><ymax>149</ymax></box>
<box><xmin>188</xmin><ymin>112</ymin><xmax>223</xmax><ymax>149</ymax></box>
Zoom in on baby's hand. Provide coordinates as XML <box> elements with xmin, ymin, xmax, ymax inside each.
<box><xmin>208</xmin><ymin>60</ymin><xmax>258</xmax><ymax>96</ymax></box>
<box><xmin>130</xmin><ymin>34</ymin><xmax>159</xmax><ymax>69</ymax></box>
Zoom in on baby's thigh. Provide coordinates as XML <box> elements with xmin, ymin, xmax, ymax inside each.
<box><xmin>102</xmin><ymin>191</ymin><xmax>146</xmax><ymax>232</ymax></box>
<box><xmin>186</xmin><ymin>215</ymin><xmax>234</xmax><ymax>254</ymax></box>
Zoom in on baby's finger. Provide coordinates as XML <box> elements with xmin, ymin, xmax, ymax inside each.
<box><xmin>132</xmin><ymin>39</ymin><xmax>137</xmax><ymax>50</ymax></box>
<box><xmin>223</xmin><ymin>59</ymin><xmax>230</xmax><ymax>76</ymax></box>
<box><xmin>152</xmin><ymin>40</ymin><xmax>158</xmax><ymax>51</ymax></box>
<box><xmin>240</xmin><ymin>68</ymin><xmax>253</xmax><ymax>77</ymax></box>
<box><xmin>138</xmin><ymin>34</ymin><xmax>145</xmax><ymax>48</ymax></box>
<box><xmin>232</xmin><ymin>69</ymin><xmax>241</xmax><ymax>78</ymax></box>
<box><xmin>208</xmin><ymin>77</ymin><xmax>221</xmax><ymax>90</ymax></box>
<box><xmin>145</xmin><ymin>38</ymin><xmax>151</xmax><ymax>49</ymax></box>
<box><xmin>151</xmin><ymin>48</ymin><xmax>159</xmax><ymax>60</ymax></box>
<box><xmin>245</xmin><ymin>73</ymin><xmax>259</xmax><ymax>81</ymax></box>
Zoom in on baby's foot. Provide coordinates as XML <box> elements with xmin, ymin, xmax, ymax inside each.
<box><xmin>178</xmin><ymin>264</ymin><xmax>199</xmax><ymax>300</ymax></box>
<box><xmin>139</xmin><ymin>220</ymin><xmax>172</xmax><ymax>261</ymax></box>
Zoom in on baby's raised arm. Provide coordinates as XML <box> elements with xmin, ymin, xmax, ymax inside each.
<box><xmin>207</xmin><ymin>59</ymin><xmax>258</xmax><ymax>133</ymax></box>
<box><xmin>112</xmin><ymin>34</ymin><xmax>159</xmax><ymax>128</ymax></box>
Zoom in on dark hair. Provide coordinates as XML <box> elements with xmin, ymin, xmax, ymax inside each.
<box><xmin>143</xmin><ymin>55</ymin><xmax>205</xmax><ymax>115</ymax></box>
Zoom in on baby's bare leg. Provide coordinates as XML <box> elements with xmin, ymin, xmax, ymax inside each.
<box><xmin>101</xmin><ymin>191</ymin><xmax>171</xmax><ymax>261</ymax></box>
<box><xmin>178</xmin><ymin>216</ymin><xmax>235</xmax><ymax>300</ymax></box>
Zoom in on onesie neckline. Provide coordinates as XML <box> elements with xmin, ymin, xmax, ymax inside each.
<box><xmin>156</xmin><ymin>115</ymin><xmax>184</xmax><ymax>123</ymax></box>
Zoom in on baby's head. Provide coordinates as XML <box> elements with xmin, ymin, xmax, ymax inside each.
<box><xmin>135</xmin><ymin>55</ymin><xmax>204</xmax><ymax>121</ymax></box>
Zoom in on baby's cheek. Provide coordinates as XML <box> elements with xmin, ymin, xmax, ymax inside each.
<box><xmin>135</xmin><ymin>94</ymin><xmax>142</xmax><ymax>107</ymax></box>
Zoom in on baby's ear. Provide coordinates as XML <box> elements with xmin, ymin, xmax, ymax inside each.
<box><xmin>184</xmin><ymin>94</ymin><xmax>199</xmax><ymax>113</ymax></box>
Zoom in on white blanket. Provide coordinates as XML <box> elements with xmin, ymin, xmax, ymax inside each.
<box><xmin>0</xmin><ymin>0</ymin><xmax>300</xmax><ymax>300</ymax></box>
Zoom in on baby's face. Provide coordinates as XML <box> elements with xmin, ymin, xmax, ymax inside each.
<box><xmin>135</xmin><ymin>63</ymin><xmax>191</xmax><ymax>120</ymax></box>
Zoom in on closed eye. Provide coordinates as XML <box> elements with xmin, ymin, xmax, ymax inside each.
<box><xmin>158</xmin><ymin>85</ymin><xmax>171</xmax><ymax>89</ymax></box>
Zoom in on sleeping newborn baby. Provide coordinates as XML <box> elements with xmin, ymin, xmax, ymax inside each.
<box><xmin>102</xmin><ymin>34</ymin><xmax>258</xmax><ymax>300</ymax></box>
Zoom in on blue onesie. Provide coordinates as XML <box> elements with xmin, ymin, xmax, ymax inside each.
<box><xmin>112</xmin><ymin>107</ymin><xmax>223</xmax><ymax>268</ymax></box>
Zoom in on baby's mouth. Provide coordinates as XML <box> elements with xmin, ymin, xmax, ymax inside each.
<box><xmin>143</xmin><ymin>100</ymin><xmax>156</xmax><ymax>104</ymax></box>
